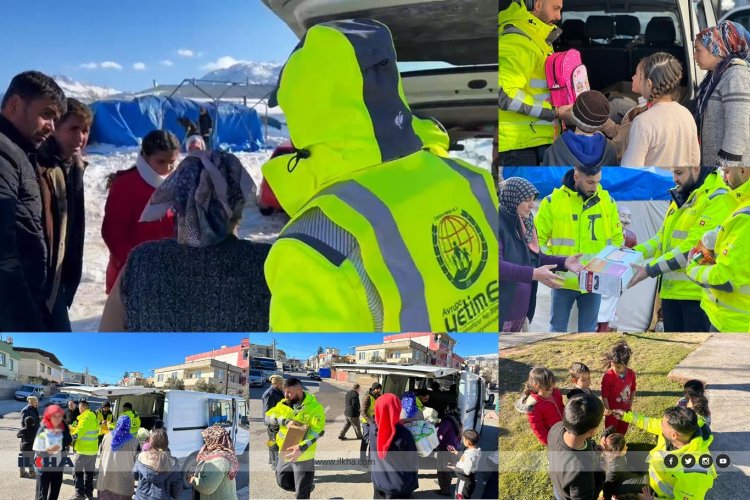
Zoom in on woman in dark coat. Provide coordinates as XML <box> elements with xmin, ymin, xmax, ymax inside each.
<box><xmin>499</xmin><ymin>177</ymin><xmax>582</xmax><ymax>332</ymax></box>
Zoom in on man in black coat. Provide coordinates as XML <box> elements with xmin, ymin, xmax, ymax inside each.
<box><xmin>338</xmin><ymin>383</ymin><xmax>362</xmax><ymax>440</ymax></box>
<box><xmin>36</xmin><ymin>98</ymin><xmax>91</xmax><ymax>331</ymax></box>
<box><xmin>63</xmin><ymin>399</ymin><xmax>80</xmax><ymax>427</ymax></box>
<box><xmin>21</xmin><ymin>396</ymin><xmax>40</xmax><ymax>432</ymax></box>
<box><xmin>0</xmin><ymin>71</ymin><xmax>66</xmax><ymax>331</ymax></box>
<box><xmin>262</xmin><ymin>375</ymin><xmax>284</xmax><ymax>469</ymax></box>
<box><xmin>199</xmin><ymin>106</ymin><xmax>213</xmax><ymax>149</ymax></box>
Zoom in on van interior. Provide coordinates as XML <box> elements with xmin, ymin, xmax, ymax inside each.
<box><xmin>110</xmin><ymin>393</ymin><xmax>165</xmax><ymax>431</ymax></box>
<box><xmin>554</xmin><ymin>0</ymin><xmax>695</xmax><ymax>102</ymax></box>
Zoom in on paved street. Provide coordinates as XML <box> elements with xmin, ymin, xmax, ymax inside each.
<box><xmin>251</xmin><ymin>372</ymin><xmax>499</xmax><ymax>499</ymax></box>
<box><xmin>0</xmin><ymin>401</ymin><xmax>249</xmax><ymax>499</ymax></box>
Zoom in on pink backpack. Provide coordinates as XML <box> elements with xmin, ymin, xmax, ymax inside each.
<box><xmin>545</xmin><ymin>49</ymin><xmax>590</xmax><ymax>107</ymax></box>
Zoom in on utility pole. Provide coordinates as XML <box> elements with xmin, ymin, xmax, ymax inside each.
<box><xmin>272</xmin><ymin>338</ymin><xmax>277</xmax><ymax>361</ymax></box>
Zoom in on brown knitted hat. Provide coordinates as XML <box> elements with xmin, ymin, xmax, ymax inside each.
<box><xmin>572</xmin><ymin>90</ymin><xmax>610</xmax><ymax>131</ymax></box>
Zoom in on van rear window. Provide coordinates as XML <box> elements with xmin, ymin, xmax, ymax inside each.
<box><xmin>208</xmin><ymin>399</ymin><xmax>233</xmax><ymax>428</ymax></box>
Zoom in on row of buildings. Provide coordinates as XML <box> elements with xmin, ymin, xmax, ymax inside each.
<box><xmin>0</xmin><ymin>338</ymin><xmax>100</xmax><ymax>386</ymax></box>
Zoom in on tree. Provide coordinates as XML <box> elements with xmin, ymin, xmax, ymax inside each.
<box><xmin>194</xmin><ymin>378</ymin><xmax>221</xmax><ymax>394</ymax></box>
<box><xmin>370</xmin><ymin>354</ymin><xmax>384</xmax><ymax>363</ymax></box>
<box><xmin>164</xmin><ymin>377</ymin><xmax>185</xmax><ymax>390</ymax></box>
<box><xmin>317</xmin><ymin>346</ymin><xmax>324</xmax><ymax>355</ymax></box>
<box><xmin>123</xmin><ymin>371</ymin><xmax>130</xmax><ymax>380</ymax></box>
<box><xmin>143</xmin><ymin>380</ymin><xmax>155</xmax><ymax>388</ymax></box>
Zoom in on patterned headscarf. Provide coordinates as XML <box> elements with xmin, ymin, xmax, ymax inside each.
<box><xmin>197</xmin><ymin>425</ymin><xmax>239</xmax><ymax>481</ymax></box>
<box><xmin>140</xmin><ymin>151</ymin><xmax>256</xmax><ymax>247</ymax></box>
<box><xmin>111</xmin><ymin>415</ymin><xmax>134</xmax><ymax>451</ymax></box>
<box><xmin>401</xmin><ymin>391</ymin><xmax>417</xmax><ymax>419</ymax></box>
<box><xmin>498</xmin><ymin>177</ymin><xmax>540</xmax><ymax>244</ymax></box>
<box><xmin>694</xmin><ymin>21</ymin><xmax>750</xmax><ymax>130</ymax></box>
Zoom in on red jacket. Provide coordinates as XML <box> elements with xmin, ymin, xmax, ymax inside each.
<box><xmin>521</xmin><ymin>388</ymin><xmax>564</xmax><ymax>446</ymax></box>
<box><xmin>601</xmin><ymin>368</ymin><xmax>637</xmax><ymax>411</ymax></box>
<box><xmin>102</xmin><ymin>167</ymin><xmax>174</xmax><ymax>293</ymax></box>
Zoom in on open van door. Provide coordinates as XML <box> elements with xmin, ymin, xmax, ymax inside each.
<box><xmin>458</xmin><ymin>372</ymin><xmax>484</xmax><ymax>434</ymax></box>
<box><xmin>233</xmin><ymin>398</ymin><xmax>251</xmax><ymax>453</ymax></box>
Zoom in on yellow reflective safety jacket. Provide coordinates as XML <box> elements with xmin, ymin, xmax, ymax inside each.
<box><xmin>687</xmin><ymin>179</ymin><xmax>750</xmax><ymax>332</ymax></box>
<box><xmin>263</xmin><ymin>19</ymin><xmax>499</xmax><ymax>333</ymax></box>
<box><xmin>623</xmin><ymin>411</ymin><xmax>716</xmax><ymax>499</ymax></box>
<box><xmin>635</xmin><ymin>170</ymin><xmax>732</xmax><ymax>301</ymax></box>
<box><xmin>498</xmin><ymin>0</ymin><xmax>561</xmax><ymax>152</ymax></box>
<box><xmin>535</xmin><ymin>170</ymin><xmax>623</xmax><ymax>290</ymax></box>
<box><xmin>70</xmin><ymin>409</ymin><xmax>99</xmax><ymax>456</ymax></box>
<box><xmin>265</xmin><ymin>392</ymin><xmax>326</xmax><ymax>463</ymax></box>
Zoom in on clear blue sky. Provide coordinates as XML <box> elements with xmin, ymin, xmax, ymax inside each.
<box><xmin>0</xmin><ymin>0</ymin><xmax>298</xmax><ymax>92</ymax></box>
<box><xmin>6</xmin><ymin>334</ymin><xmax>249</xmax><ymax>384</ymax></box>
<box><xmin>251</xmin><ymin>334</ymin><xmax>499</xmax><ymax>361</ymax></box>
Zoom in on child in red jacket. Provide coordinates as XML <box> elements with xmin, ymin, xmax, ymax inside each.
<box><xmin>514</xmin><ymin>366</ymin><xmax>564</xmax><ymax>446</ymax></box>
<box><xmin>102</xmin><ymin>130</ymin><xmax>180</xmax><ymax>293</ymax></box>
<box><xmin>601</xmin><ymin>341</ymin><xmax>637</xmax><ymax>435</ymax></box>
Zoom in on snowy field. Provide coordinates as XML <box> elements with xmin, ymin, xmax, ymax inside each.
<box><xmin>69</xmin><ymin>136</ymin><xmax>492</xmax><ymax>331</ymax></box>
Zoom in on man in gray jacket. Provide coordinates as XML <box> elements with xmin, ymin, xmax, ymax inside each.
<box><xmin>262</xmin><ymin>375</ymin><xmax>284</xmax><ymax>469</ymax></box>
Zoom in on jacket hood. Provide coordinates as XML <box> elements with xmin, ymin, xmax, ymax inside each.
<box><xmin>499</xmin><ymin>1</ymin><xmax>561</xmax><ymax>51</ymax></box>
<box><xmin>514</xmin><ymin>393</ymin><xmax>538</xmax><ymax>414</ymax></box>
<box><xmin>136</xmin><ymin>451</ymin><xmax>177</xmax><ymax>482</ymax></box>
<box><xmin>263</xmin><ymin>18</ymin><xmax>424</xmax><ymax>216</ymax></box>
<box><xmin>561</xmin><ymin>132</ymin><xmax>607</xmax><ymax>168</ymax></box>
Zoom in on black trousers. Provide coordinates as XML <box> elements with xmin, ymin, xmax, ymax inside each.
<box><xmin>374</xmin><ymin>486</ymin><xmax>414</xmax><ymax>499</ymax></box>
<box><xmin>661</xmin><ymin>299</ymin><xmax>711</xmax><ymax>332</ymax></box>
<box><xmin>436</xmin><ymin>450</ymin><xmax>455</xmax><ymax>494</ymax></box>
<box><xmin>36</xmin><ymin>470</ymin><xmax>63</xmax><ymax>500</ymax></box>
<box><xmin>497</xmin><ymin>145</ymin><xmax>550</xmax><ymax>167</ymax></box>
<box><xmin>73</xmin><ymin>454</ymin><xmax>96</xmax><ymax>496</ymax></box>
<box><xmin>455</xmin><ymin>471</ymin><xmax>476</xmax><ymax>499</ymax></box>
<box><xmin>276</xmin><ymin>457</ymin><xmax>315</xmax><ymax>499</ymax></box>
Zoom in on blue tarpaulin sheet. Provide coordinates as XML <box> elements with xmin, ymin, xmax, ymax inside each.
<box><xmin>89</xmin><ymin>96</ymin><xmax>264</xmax><ymax>151</ymax></box>
<box><xmin>502</xmin><ymin>167</ymin><xmax>674</xmax><ymax>201</ymax></box>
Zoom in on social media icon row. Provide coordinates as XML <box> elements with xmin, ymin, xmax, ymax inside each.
<box><xmin>664</xmin><ymin>454</ymin><xmax>731</xmax><ymax>469</ymax></box>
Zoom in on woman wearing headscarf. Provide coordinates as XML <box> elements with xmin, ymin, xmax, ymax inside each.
<box><xmin>98</xmin><ymin>415</ymin><xmax>139</xmax><ymax>500</ymax></box>
<box><xmin>33</xmin><ymin>405</ymin><xmax>72</xmax><ymax>500</ymax></box>
<box><xmin>499</xmin><ymin>177</ymin><xmax>583</xmax><ymax>332</ymax></box>
<box><xmin>99</xmin><ymin>150</ymin><xmax>272</xmax><ymax>332</ymax></box>
<box><xmin>694</xmin><ymin>20</ymin><xmax>750</xmax><ymax>167</ymax></box>
<box><xmin>399</xmin><ymin>391</ymin><xmax>424</xmax><ymax>423</ymax></box>
<box><xmin>369</xmin><ymin>393</ymin><xmax>419</xmax><ymax>499</ymax></box>
<box><xmin>435</xmin><ymin>402</ymin><xmax>462</xmax><ymax>496</ymax></box>
<box><xmin>189</xmin><ymin>425</ymin><xmax>240</xmax><ymax>500</ymax></box>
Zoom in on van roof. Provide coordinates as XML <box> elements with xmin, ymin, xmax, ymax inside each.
<box><xmin>331</xmin><ymin>364</ymin><xmax>460</xmax><ymax>378</ymax></box>
<box><xmin>62</xmin><ymin>386</ymin><xmax>243</xmax><ymax>400</ymax></box>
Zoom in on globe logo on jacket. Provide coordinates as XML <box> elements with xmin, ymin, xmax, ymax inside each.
<box><xmin>432</xmin><ymin>209</ymin><xmax>488</xmax><ymax>290</ymax></box>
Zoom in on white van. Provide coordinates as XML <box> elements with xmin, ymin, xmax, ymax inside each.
<box><xmin>332</xmin><ymin>364</ymin><xmax>487</xmax><ymax>434</ymax></box>
<box><xmin>15</xmin><ymin>384</ymin><xmax>46</xmax><ymax>401</ymax></box>
<box><xmin>66</xmin><ymin>386</ymin><xmax>249</xmax><ymax>479</ymax></box>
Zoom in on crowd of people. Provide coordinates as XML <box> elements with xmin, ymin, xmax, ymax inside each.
<box><xmin>16</xmin><ymin>396</ymin><xmax>240</xmax><ymax>500</ymax></box>
<box><xmin>261</xmin><ymin>377</ymin><xmax>498</xmax><ymax>499</ymax></box>
<box><xmin>499</xmin><ymin>165</ymin><xmax>750</xmax><ymax>332</ymax></box>
<box><xmin>513</xmin><ymin>341</ymin><xmax>716</xmax><ymax>499</ymax></box>
<box><xmin>0</xmin><ymin>16</ymin><xmax>500</xmax><ymax>333</ymax></box>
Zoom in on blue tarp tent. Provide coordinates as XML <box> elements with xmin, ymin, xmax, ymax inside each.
<box><xmin>89</xmin><ymin>96</ymin><xmax>264</xmax><ymax>151</ymax></box>
<box><xmin>501</xmin><ymin>166</ymin><xmax>676</xmax><ymax>332</ymax></box>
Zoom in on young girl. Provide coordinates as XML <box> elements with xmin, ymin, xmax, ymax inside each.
<box><xmin>621</xmin><ymin>52</ymin><xmax>700</xmax><ymax>167</ymax></box>
<box><xmin>601</xmin><ymin>341</ymin><xmax>637</xmax><ymax>435</ymax></box>
<box><xmin>514</xmin><ymin>366</ymin><xmax>564</xmax><ymax>446</ymax></box>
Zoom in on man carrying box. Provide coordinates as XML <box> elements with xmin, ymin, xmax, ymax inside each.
<box><xmin>536</xmin><ymin>166</ymin><xmax>623</xmax><ymax>332</ymax></box>
<box><xmin>628</xmin><ymin>167</ymin><xmax>732</xmax><ymax>332</ymax></box>
<box><xmin>265</xmin><ymin>377</ymin><xmax>326</xmax><ymax>499</ymax></box>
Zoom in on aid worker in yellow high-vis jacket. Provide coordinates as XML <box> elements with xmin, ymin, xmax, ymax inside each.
<box><xmin>535</xmin><ymin>166</ymin><xmax>623</xmax><ymax>332</ymax></box>
<box><xmin>499</xmin><ymin>0</ymin><xmax>569</xmax><ymax>166</ymax></box>
<box><xmin>687</xmin><ymin>167</ymin><xmax>750</xmax><ymax>332</ymax></box>
<box><xmin>263</xmin><ymin>19</ymin><xmax>499</xmax><ymax>333</ymax></box>
<box><xmin>629</xmin><ymin>167</ymin><xmax>732</xmax><ymax>332</ymax></box>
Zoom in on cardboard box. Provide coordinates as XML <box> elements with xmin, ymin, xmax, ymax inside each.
<box><xmin>579</xmin><ymin>246</ymin><xmax>644</xmax><ymax>297</ymax></box>
<box><xmin>281</xmin><ymin>420</ymin><xmax>309</xmax><ymax>451</ymax></box>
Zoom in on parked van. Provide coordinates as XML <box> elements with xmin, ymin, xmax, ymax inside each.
<box><xmin>66</xmin><ymin>386</ymin><xmax>249</xmax><ymax>482</ymax></box>
<box><xmin>549</xmin><ymin>0</ymin><xmax>719</xmax><ymax>101</ymax></box>
<box><xmin>332</xmin><ymin>364</ymin><xmax>487</xmax><ymax>434</ymax></box>
<box><xmin>249</xmin><ymin>369</ymin><xmax>265</xmax><ymax>387</ymax></box>
<box><xmin>15</xmin><ymin>384</ymin><xmax>46</xmax><ymax>401</ymax></box>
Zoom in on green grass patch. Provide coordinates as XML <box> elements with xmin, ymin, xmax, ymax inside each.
<box><xmin>499</xmin><ymin>332</ymin><xmax>709</xmax><ymax>500</ymax></box>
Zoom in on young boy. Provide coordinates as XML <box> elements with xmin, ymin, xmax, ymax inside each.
<box><xmin>542</xmin><ymin>90</ymin><xmax>617</xmax><ymax>168</ymax></box>
<box><xmin>677</xmin><ymin>379</ymin><xmax>705</xmax><ymax>406</ymax></box>
<box><xmin>449</xmin><ymin>430</ymin><xmax>482</xmax><ymax>499</ymax></box>
<box><xmin>17</xmin><ymin>416</ymin><xmax>37</xmax><ymax>479</ymax></box>
<box><xmin>567</xmin><ymin>362</ymin><xmax>593</xmax><ymax>401</ymax></box>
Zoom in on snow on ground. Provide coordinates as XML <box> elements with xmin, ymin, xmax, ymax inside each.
<box><xmin>70</xmin><ymin>135</ymin><xmax>490</xmax><ymax>331</ymax></box>
<box><xmin>69</xmin><ymin>144</ymin><xmax>287</xmax><ymax>332</ymax></box>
